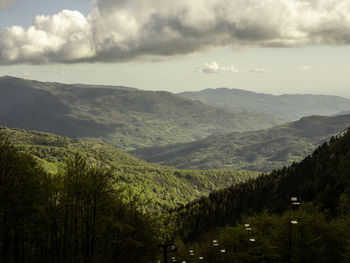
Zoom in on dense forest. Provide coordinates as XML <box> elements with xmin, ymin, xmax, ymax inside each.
<box><xmin>0</xmin><ymin>134</ymin><xmax>161</xmax><ymax>263</ymax></box>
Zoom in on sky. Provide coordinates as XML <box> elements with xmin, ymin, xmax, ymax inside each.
<box><xmin>0</xmin><ymin>0</ymin><xmax>350</xmax><ymax>97</ymax></box>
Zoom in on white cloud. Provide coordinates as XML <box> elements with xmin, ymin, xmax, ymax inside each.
<box><xmin>198</xmin><ymin>61</ymin><xmax>238</xmax><ymax>74</ymax></box>
<box><xmin>250</xmin><ymin>68</ymin><xmax>268</xmax><ymax>73</ymax></box>
<box><xmin>0</xmin><ymin>10</ymin><xmax>95</xmax><ymax>64</ymax></box>
<box><xmin>298</xmin><ymin>65</ymin><xmax>315</xmax><ymax>71</ymax></box>
<box><xmin>0</xmin><ymin>0</ymin><xmax>16</xmax><ymax>9</ymax></box>
<box><xmin>1</xmin><ymin>0</ymin><xmax>350</xmax><ymax>64</ymax></box>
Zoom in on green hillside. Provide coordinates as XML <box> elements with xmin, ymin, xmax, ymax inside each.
<box><xmin>179</xmin><ymin>87</ymin><xmax>350</xmax><ymax>122</ymax></box>
<box><xmin>0</xmin><ymin>126</ymin><xmax>258</xmax><ymax>211</ymax></box>
<box><xmin>133</xmin><ymin>114</ymin><xmax>350</xmax><ymax>172</ymax></box>
<box><xmin>0</xmin><ymin>76</ymin><xmax>279</xmax><ymax>151</ymax></box>
<box><xmin>170</xmin><ymin>128</ymin><xmax>350</xmax><ymax>262</ymax></box>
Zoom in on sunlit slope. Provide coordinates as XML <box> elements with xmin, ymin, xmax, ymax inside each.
<box><xmin>1</xmin><ymin>126</ymin><xmax>259</xmax><ymax>211</ymax></box>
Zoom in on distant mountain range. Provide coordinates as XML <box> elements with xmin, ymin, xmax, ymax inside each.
<box><xmin>0</xmin><ymin>76</ymin><xmax>279</xmax><ymax>151</ymax></box>
<box><xmin>179</xmin><ymin>88</ymin><xmax>350</xmax><ymax>122</ymax></box>
<box><xmin>132</xmin><ymin>114</ymin><xmax>350</xmax><ymax>172</ymax></box>
<box><xmin>3</xmin><ymin>76</ymin><xmax>350</xmax><ymax>158</ymax></box>
<box><xmin>1</xmin><ymin>126</ymin><xmax>258</xmax><ymax>210</ymax></box>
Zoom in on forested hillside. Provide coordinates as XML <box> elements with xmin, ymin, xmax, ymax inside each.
<box><xmin>0</xmin><ymin>76</ymin><xmax>278</xmax><ymax>151</ymax></box>
<box><xmin>179</xmin><ymin>87</ymin><xmax>350</xmax><ymax>121</ymax></box>
<box><xmin>1</xmin><ymin>126</ymin><xmax>258</xmax><ymax>210</ymax></box>
<box><xmin>168</xmin><ymin>129</ymin><xmax>350</xmax><ymax>262</ymax></box>
<box><xmin>0</xmin><ymin>135</ymin><xmax>160</xmax><ymax>263</ymax></box>
<box><xmin>133</xmin><ymin>114</ymin><xmax>350</xmax><ymax>172</ymax></box>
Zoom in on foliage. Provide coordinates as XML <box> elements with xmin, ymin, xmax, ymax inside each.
<box><xmin>0</xmin><ymin>135</ymin><xmax>160</xmax><ymax>263</ymax></box>
<box><xmin>173</xmin><ymin>205</ymin><xmax>349</xmax><ymax>263</ymax></box>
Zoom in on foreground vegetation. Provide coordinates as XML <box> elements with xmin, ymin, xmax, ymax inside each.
<box><xmin>171</xmin><ymin>205</ymin><xmax>350</xmax><ymax>263</ymax></box>
<box><xmin>0</xmin><ymin>136</ymin><xmax>159</xmax><ymax>263</ymax></box>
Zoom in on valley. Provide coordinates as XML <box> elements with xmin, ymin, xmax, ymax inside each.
<box><xmin>133</xmin><ymin>114</ymin><xmax>350</xmax><ymax>172</ymax></box>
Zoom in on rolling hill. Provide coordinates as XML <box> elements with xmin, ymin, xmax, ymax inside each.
<box><xmin>0</xmin><ymin>76</ymin><xmax>279</xmax><ymax>151</ymax></box>
<box><xmin>179</xmin><ymin>87</ymin><xmax>350</xmax><ymax>122</ymax></box>
<box><xmin>132</xmin><ymin>114</ymin><xmax>350</xmax><ymax>172</ymax></box>
<box><xmin>0</xmin><ymin>126</ymin><xmax>258</xmax><ymax>211</ymax></box>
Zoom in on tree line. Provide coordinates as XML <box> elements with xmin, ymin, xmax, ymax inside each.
<box><xmin>0</xmin><ymin>135</ymin><xmax>159</xmax><ymax>263</ymax></box>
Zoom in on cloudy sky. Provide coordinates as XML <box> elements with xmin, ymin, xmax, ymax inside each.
<box><xmin>0</xmin><ymin>0</ymin><xmax>350</xmax><ymax>97</ymax></box>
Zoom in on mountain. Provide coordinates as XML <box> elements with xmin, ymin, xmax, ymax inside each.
<box><xmin>336</xmin><ymin>110</ymin><xmax>350</xmax><ymax>116</ymax></box>
<box><xmin>132</xmin><ymin>114</ymin><xmax>350</xmax><ymax>172</ymax></box>
<box><xmin>179</xmin><ymin>87</ymin><xmax>350</xmax><ymax>122</ymax></box>
<box><xmin>0</xmin><ymin>76</ymin><xmax>279</xmax><ymax>151</ymax></box>
<box><xmin>0</xmin><ymin>126</ymin><xmax>258</xmax><ymax>210</ymax></box>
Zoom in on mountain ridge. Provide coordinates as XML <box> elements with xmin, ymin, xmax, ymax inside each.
<box><xmin>132</xmin><ymin>114</ymin><xmax>350</xmax><ymax>172</ymax></box>
<box><xmin>178</xmin><ymin>87</ymin><xmax>350</xmax><ymax>121</ymax></box>
<box><xmin>0</xmin><ymin>76</ymin><xmax>279</xmax><ymax>151</ymax></box>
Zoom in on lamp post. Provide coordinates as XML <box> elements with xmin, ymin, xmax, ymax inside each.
<box><xmin>288</xmin><ymin>194</ymin><xmax>301</xmax><ymax>263</ymax></box>
<box><xmin>187</xmin><ymin>249</ymin><xmax>195</xmax><ymax>263</ymax></box>
<box><xmin>245</xmin><ymin>223</ymin><xmax>256</xmax><ymax>242</ymax></box>
<box><xmin>220</xmin><ymin>249</ymin><xmax>226</xmax><ymax>263</ymax></box>
<box><xmin>158</xmin><ymin>243</ymin><xmax>177</xmax><ymax>263</ymax></box>
<box><xmin>290</xmin><ymin>196</ymin><xmax>301</xmax><ymax>224</ymax></box>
